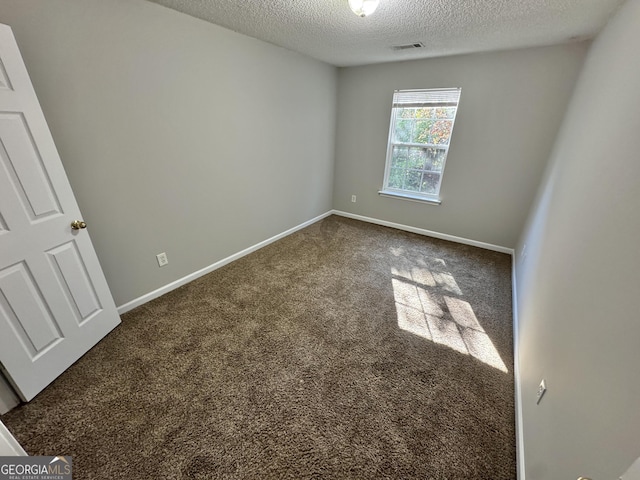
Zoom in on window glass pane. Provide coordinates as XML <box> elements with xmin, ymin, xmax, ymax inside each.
<box><xmin>404</xmin><ymin>170</ymin><xmax>422</xmax><ymax>192</ymax></box>
<box><xmin>391</xmin><ymin>146</ymin><xmax>408</xmax><ymax>168</ymax></box>
<box><xmin>415</xmin><ymin>108</ymin><xmax>432</xmax><ymax>119</ymax></box>
<box><xmin>414</xmin><ymin>120</ymin><xmax>432</xmax><ymax>144</ymax></box>
<box><xmin>435</xmin><ymin>107</ymin><xmax>456</xmax><ymax>119</ymax></box>
<box><xmin>420</xmin><ymin>172</ymin><xmax>441</xmax><ymax>194</ymax></box>
<box><xmin>430</xmin><ymin>120</ymin><xmax>453</xmax><ymax>145</ymax></box>
<box><xmin>394</xmin><ymin>118</ymin><xmax>413</xmax><ymax>143</ymax></box>
<box><xmin>407</xmin><ymin>147</ymin><xmax>426</xmax><ymax>170</ymax></box>
<box><xmin>425</xmin><ymin>148</ymin><xmax>447</xmax><ymax>172</ymax></box>
<box><xmin>399</xmin><ymin>108</ymin><xmax>415</xmax><ymax>119</ymax></box>
<box><xmin>388</xmin><ymin>168</ymin><xmax>405</xmax><ymax>189</ymax></box>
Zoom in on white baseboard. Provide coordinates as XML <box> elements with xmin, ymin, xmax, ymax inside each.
<box><xmin>119</xmin><ymin>209</ymin><xmax>513</xmax><ymax>315</ymax></box>
<box><xmin>332</xmin><ymin>210</ymin><xmax>514</xmax><ymax>255</ymax></box>
<box><xmin>512</xmin><ymin>259</ymin><xmax>525</xmax><ymax>480</ymax></box>
<box><xmin>117</xmin><ymin>211</ymin><xmax>333</xmax><ymax>314</ymax></box>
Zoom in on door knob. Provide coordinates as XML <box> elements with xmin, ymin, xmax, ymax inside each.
<box><xmin>70</xmin><ymin>220</ymin><xmax>87</xmax><ymax>230</ymax></box>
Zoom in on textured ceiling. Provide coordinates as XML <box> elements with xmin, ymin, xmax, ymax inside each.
<box><xmin>143</xmin><ymin>0</ymin><xmax>626</xmax><ymax>66</ymax></box>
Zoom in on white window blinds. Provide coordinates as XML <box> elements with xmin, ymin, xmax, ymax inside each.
<box><xmin>392</xmin><ymin>88</ymin><xmax>461</xmax><ymax>108</ymax></box>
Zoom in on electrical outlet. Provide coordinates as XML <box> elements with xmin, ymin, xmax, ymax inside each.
<box><xmin>351</xmin><ymin>195</ymin><xmax>357</xmax><ymax>203</ymax></box>
<box><xmin>536</xmin><ymin>379</ymin><xmax>547</xmax><ymax>404</ymax></box>
<box><xmin>156</xmin><ymin>252</ymin><xmax>168</xmax><ymax>267</ymax></box>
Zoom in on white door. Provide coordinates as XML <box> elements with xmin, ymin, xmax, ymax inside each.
<box><xmin>0</xmin><ymin>24</ymin><xmax>121</xmax><ymax>401</ymax></box>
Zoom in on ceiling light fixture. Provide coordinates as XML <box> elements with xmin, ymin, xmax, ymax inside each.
<box><xmin>348</xmin><ymin>0</ymin><xmax>380</xmax><ymax>17</ymax></box>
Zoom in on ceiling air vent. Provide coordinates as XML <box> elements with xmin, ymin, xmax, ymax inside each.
<box><xmin>391</xmin><ymin>42</ymin><xmax>425</xmax><ymax>51</ymax></box>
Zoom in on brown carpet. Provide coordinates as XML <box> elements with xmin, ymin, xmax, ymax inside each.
<box><xmin>2</xmin><ymin>215</ymin><xmax>516</xmax><ymax>479</ymax></box>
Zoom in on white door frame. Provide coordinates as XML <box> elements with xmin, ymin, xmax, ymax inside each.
<box><xmin>0</xmin><ymin>374</ymin><xmax>19</xmax><ymax>414</ymax></box>
<box><xmin>0</xmin><ymin>421</ymin><xmax>26</xmax><ymax>456</ymax></box>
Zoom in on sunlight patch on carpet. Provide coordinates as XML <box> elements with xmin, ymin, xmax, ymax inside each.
<box><xmin>391</xmin><ymin>262</ymin><xmax>508</xmax><ymax>373</ymax></box>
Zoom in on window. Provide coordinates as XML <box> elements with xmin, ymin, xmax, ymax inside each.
<box><xmin>381</xmin><ymin>88</ymin><xmax>461</xmax><ymax>204</ymax></box>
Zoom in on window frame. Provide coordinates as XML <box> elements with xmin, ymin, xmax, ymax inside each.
<box><xmin>380</xmin><ymin>88</ymin><xmax>462</xmax><ymax>205</ymax></box>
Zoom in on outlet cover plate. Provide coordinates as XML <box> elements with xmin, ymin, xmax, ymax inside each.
<box><xmin>156</xmin><ymin>252</ymin><xmax>168</xmax><ymax>267</ymax></box>
<box><xmin>536</xmin><ymin>379</ymin><xmax>547</xmax><ymax>404</ymax></box>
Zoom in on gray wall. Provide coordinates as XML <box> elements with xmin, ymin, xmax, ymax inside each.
<box><xmin>0</xmin><ymin>0</ymin><xmax>337</xmax><ymax>307</ymax></box>
<box><xmin>333</xmin><ymin>44</ymin><xmax>589</xmax><ymax>249</ymax></box>
<box><xmin>515</xmin><ymin>0</ymin><xmax>640</xmax><ymax>478</ymax></box>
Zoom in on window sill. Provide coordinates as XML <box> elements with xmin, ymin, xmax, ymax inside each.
<box><xmin>378</xmin><ymin>190</ymin><xmax>442</xmax><ymax>205</ymax></box>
